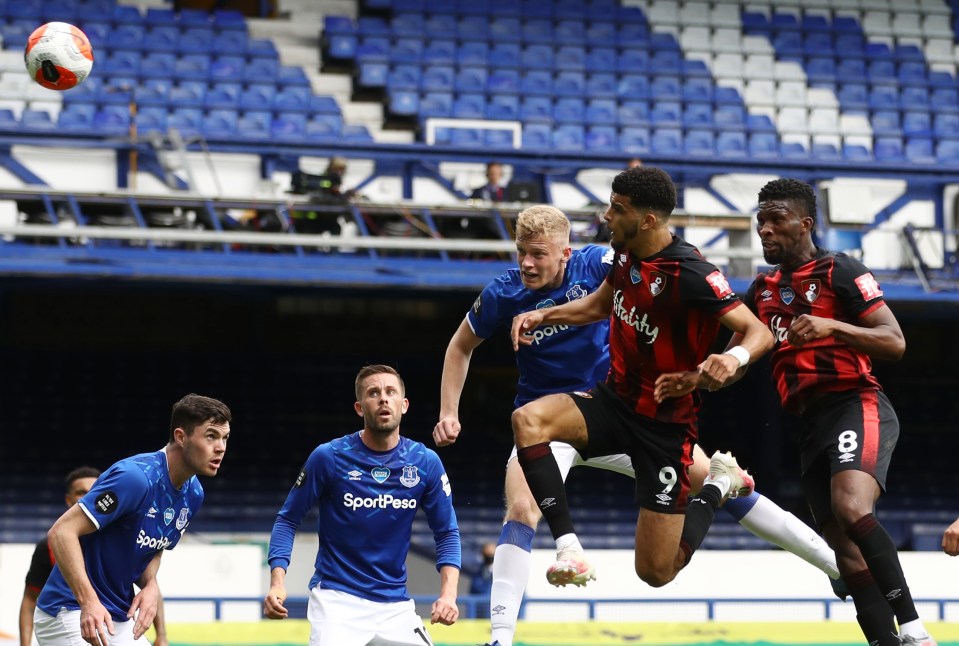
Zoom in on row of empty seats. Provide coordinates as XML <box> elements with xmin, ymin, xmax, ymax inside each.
<box><xmin>0</xmin><ymin>0</ymin><xmax>246</xmax><ymax>31</ymax></box>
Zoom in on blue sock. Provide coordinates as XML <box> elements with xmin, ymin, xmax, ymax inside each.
<box><xmin>722</xmin><ymin>490</ymin><xmax>760</xmax><ymax>521</ymax></box>
<box><xmin>497</xmin><ymin>520</ymin><xmax>535</xmax><ymax>551</ymax></box>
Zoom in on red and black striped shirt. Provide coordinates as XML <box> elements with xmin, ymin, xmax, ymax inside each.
<box><xmin>745</xmin><ymin>248</ymin><xmax>885</xmax><ymax>414</ymax></box>
<box><xmin>605</xmin><ymin>235</ymin><xmax>742</xmax><ymax>424</ymax></box>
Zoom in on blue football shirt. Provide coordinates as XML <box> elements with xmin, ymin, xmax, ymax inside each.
<box><xmin>37</xmin><ymin>449</ymin><xmax>203</xmax><ymax>622</ymax></box>
<box><xmin>467</xmin><ymin>244</ymin><xmax>614</xmax><ymax>406</ymax></box>
<box><xmin>268</xmin><ymin>432</ymin><xmax>460</xmax><ymax>603</ymax></box>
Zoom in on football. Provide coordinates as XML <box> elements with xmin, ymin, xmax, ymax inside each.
<box><xmin>24</xmin><ymin>22</ymin><xmax>94</xmax><ymax>91</ymax></box>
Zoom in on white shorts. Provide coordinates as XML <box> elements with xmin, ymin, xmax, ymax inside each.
<box><xmin>34</xmin><ymin>608</ymin><xmax>149</xmax><ymax>646</ymax></box>
<box><xmin>508</xmin><ymin>441</ymin><xmax>634</xmax><ymax>480</ymax></box>
<box><xmin>307</xmin><ymin>587</ymin><xmax>433</xmax><ymax>646</ymax></box>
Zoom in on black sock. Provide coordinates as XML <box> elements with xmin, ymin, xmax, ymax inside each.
<box><xmin>678</xmin><ymin>483</ymin><xmax>722</xmax><ymax>566</ymax></box>
<box><xmin>846</xmin><ymin>514</ymin><xmax>919</xmax><ymax>625</ymax></box>
<box><xmin>516</xmin><ymin>443</ymin><xmax>574</xmax><ymax>539</ymax></box>
<box><xmin>847</xmin><ymin>569</ymin><xmax>899</xmax><ymax>646</ymax></box>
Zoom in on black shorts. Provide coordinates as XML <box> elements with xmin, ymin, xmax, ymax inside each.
<box><xmin>798</xmin><ymin>389</ymin><xmax>899</xmax><ymax>527</ymax></box>
<box><xmin>570</xmin><ymin>382</ymin><xmax>697</xmax><ymax>514</ymax></box>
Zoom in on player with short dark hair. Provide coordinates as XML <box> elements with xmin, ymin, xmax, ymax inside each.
<box><xmin>507</xmin><ymin>166</ymin><xmax>774</xmax><ymax>591</ymax></box>
<box><xmin>436</xmin><ymin>203</ymin><xmax>839</xmax><ymax>646</ymax></box>
<box><xmin>660</xmin><ymin>177</ymin><xmax>936</xmax><ymax>646</ymax></box>
<box><xmin>264</xmin><ymin>365</ymin><xmax>460</xmax><ymax>646</ymax></box>
<box><xmin>34</xmin><ymin>395</ymin><xmax>231</xmax><ymax>646</ymax></box>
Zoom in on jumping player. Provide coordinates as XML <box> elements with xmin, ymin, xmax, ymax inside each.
<box><xmin>436</xmin><ymin>199</ymin><xmax>837</xmax><ymax>646</ymax></box>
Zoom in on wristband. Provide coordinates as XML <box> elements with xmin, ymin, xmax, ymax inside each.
<box><xmin>723</xmin><ymin>345</ymin><xmax>750</xmax><ymax>368</ymax></box>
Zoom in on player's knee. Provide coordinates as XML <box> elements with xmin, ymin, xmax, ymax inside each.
<box><xmin>830</xmin><ymin>498</ymin><xmax>872</xmax><ymax>529</ymax></box>
<box><xmin>504</xmin><ymin>495</ymin><xmax>541</xmax><ymax>527</ymax></box>
<box><xmin>511</xmin><ymin>404</ymin><xmax>547</xmax><ymax>445</ymax></box>
<box><xmin>635</xmin><ymin>562</ymin><xmax>676</xmax><ymax>588</ymax></box>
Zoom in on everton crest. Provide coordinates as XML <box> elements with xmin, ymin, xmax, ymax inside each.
<box><xmin>400</xmin><ymin>465</ymin><xmax>420</xmax><ymax>488</ymax></box>
<box><xmin>176</xmin><ymin>507</ymin><xmax>189</xmax><ymax>531</ymax></box>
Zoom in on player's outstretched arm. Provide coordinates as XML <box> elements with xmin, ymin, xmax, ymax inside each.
<box><xmin>263</xmin><ymin>567</ymin><xmax>289</xmax><ymax>620</ymax></box>
<box><xmin>511</xmin><ymin>282</ymin><xmax>613</xmax><ymax>350</ymax></box>
<box><xmin>430</xmin><ymin>565</ymin><xmax>460</xmax><ymax>626</ymax></box>
<box><xmin>943</xmin><ymin>519</ymin><xmax>959</xmax><ymax>556</ymax></box>
<box><xmin>435</xmin><ymin>320</ymin><xmax>484</xmax><ymax>447</ymax></box>
<box><xmin>130</xmin><ymin>552</ymin><xmax>162</xmax><ymax>640</ymax></box>
<box><xmin>47</xmin><ymin>506</ymin><xmax>114</xmax><ymax>646</ymax></box>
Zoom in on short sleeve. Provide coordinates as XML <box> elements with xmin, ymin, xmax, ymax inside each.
<box><xmin>678</xmin><ymin>259</ymin><xmax>742</xmax><ymax>316</ymax></box>
<box><xmin>465</xmin><ymin>282</ymin><xmax>503</xmax><ymax>339</ymax></box>
<box><xmin>77</xmin><ymin>462</ymin><xmax>149</xmax><ymax>531</ymax></box>
<box><xmin>831</xmin><ymin>253</ymin><xmax>886</xmax><ymax>318</ymax></box>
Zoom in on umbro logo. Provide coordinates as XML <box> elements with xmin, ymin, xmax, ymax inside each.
<box><xmin>539</xmin><ymin>497</ymin><xmax>556</xmax><ymax>509</ymax></box>
<box><xmin>347</xmin><ymin>470</ymin><xmax>362</xmax><ymax>480</ymax></box>
<box><xmin>886</xmin><ymin>588</ymin><xmax>902</xmax><ymax>601</ymax></box>
<box><xmin>491</xmin><ymin>604</ymin><xmax>506</xmax><ymax>616</ymax></box>
<box><xmin>146</xmin><ymin>506</ymin><xmax>158</xmax><ymax>518</ymax></box>
<box><xmin>839</xmin><ymin>452</ymin><xmax>855</xmax><ymax>463</ymax></box>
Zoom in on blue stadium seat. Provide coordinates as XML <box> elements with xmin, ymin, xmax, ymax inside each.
<box><xmin>210</xmin><ymin>55</ymin><xmax>246</xmax><ymax>83</ymax></box>
<box><xmin>683</xmin><ymin>103</ymin><xmax>713</xmax><ymax>129</ymax></box>
<box><xmin>837</xmin><ymin>59</ymin><xmax>867</xmax><ymax>83</ymax></box>
<box><xmin>682</xmin><ymin>78</ymin><xmax>713</xmax><ymax>104</ymax></box>
<box><xmin>585</xmin><ymin>126</ymin><xmax>617</xmax><ymax>151</ymax></box>
<box><xmin>236</xmin><ymin>111</ymin><xmax>271</xmax><ymax>140</ymax></box>
<box><xmin>586</xmin><ymin>48</ymin><xmax>616</xmax><ymax>72</ymax></box>
<box><xmin>899</xmin><ymin>62</ymin><xmax>928</xmax><ymax>87</ymax></box>
<box><xmin>806</xmin><ymin>57</ymin><xmax>836</xmax><ymax>83</ymax></box>
<box><xmin>142</xmin><ymin>27</ymin><xmax>178</xmax><ymax>53</ymax></box>
<box><xmin>651</xmin><ymin>128</ymin><xmax>682</xmax><ymax>155</ymax></box>
<box><xmin>905</xmin><ymin>137</ymin><xmax>935</xmax><ymax>164</ymax></box>
<box><xmin>388</xmin><ymin>65</ymin><xmax>422</xmax><ymax>91</ymax></box>
<box><xmin>812</xmin><ymin>142</ymin><xmax>840</xmax><ymax>160</ymax></box>
<box><xmin>931</xmin><ymin>88</ymin><xmax>959</xmax><ymax>113</ymax></box>
<box><xmin>134</xmin><ymin>106</ymin><xmax>168</xmax><ymax>134</ymax></box>
<box><xmin>101</xmin><ymin>51</ymin><xmax>142</xmax><ymax>78</ymax></box>
<box><xmin>391</xmin><ymin>39</ymin><xmax>423</xmax><ymax>65</ymax></box>
<box><xmin>452</xmin><ymin>94</ymin><xmax>485</xmax><ymax>119</ymax></box>
<box><xmin>650</xmin><ymin>75</ymin><xmax>681</xmax><ymax>101</ymax></box>
<box><xmin>803</xmin><ymin>32</ymin><xmax>833</xmax><ymax>57</ymax></box>
<box><xmin>586</xmin><ymin>73</ymin><xmax>616</xmax><ymax>99</ymax></box>
<box><xmin>716</xmin><ymin>131</ymin><xmax>747</xmax><ymax>157</ymax></box>
<box><xmin>618</xmin><ymin>101</ymin><xmax>649</xmax><ymax>125</ymax></box>
<box><xmin>326</xmin><ymin>34</ymin><xmax>357</xmax><ymax>61</ymax></box>
<box><xmin>837</xmin><ymin>83</ymin><xmax>869</xmax><ymax>109</ymax></box>
<box><xmin>552</xmin><ymin>124</ymin><xmax>585</xmax><ymax>151</ymax></box>
<box><xmin>586</xmin><ymin>21</ymin><xmax>616</xmax><ymax>41</ymax></box>
<box><xmin>356</xmin><ymin>37</ymin><xmax>390</xmax><ymax>63</ymax></box>
<box><xmin>556</xmin><ymin>20</ymin><xmax>586</xmax><ymax>43</ymax></box>
<box><xmin>714</xmin><ymin>86</ymin><xmax>742</xmax><ymax>105</ymax></box>
<box><xmin>650</xmin><ymin>102</ymin><xmax>682</xmax><ymax>127</ymax></box>
<box><xmin>486</xmin><ymin>95</ymin><xmax>519</xmax><ymax>120</ymax></box>
<box><xmin>175</xmin><ymin>54</ymin><xmax>211</xmax><ymax>81</ymax></box>
<box><xmin>523</xmin><ymin>19</ymin><xmax>554</xmax><ymax>44</ymax></box>
<box><xmin>741</xmin><ymin>11</ymin><xmax>768</xmax><ymax>32</ymax></box>
<box><xmin>144</xmin><ymin>7</ymin><xmax>178</xmax><ymax>27</ymax></box>
<box><xmin>556</xmin><ymin>46</ymin><xmax>586</xmax><ymax>71</ymax></box>
<box><xmin>323</xmin><ymin>15</ymin><xmax>356</xmax><ymax>36</ymax></box>
<box><xmin>620</xmin><ymin>127</ymin><xmax>650</xmax><ymax>154</ymax></box>
<box><xmin>166</xmin><ymin>82</ymin><xmax>204</xmax><ymax>109</ymax></box>
<box><xmin>244</xmin><ymin>58</ymin><xmax>278</xmax><ymax>84</ymax></box>
<box><xmin>309</xmin><ymin>95</ymin><xmax>341</xmax><ymax>114</ymax></box>
<box><xmin>842</xmin><ymin>143</ymin><xmax>872</xmax><ymax>162</ymax></box>
<box><xmin>306</xmin><ymin>114</ymin><xmax>343</xmax><ymax>139</ymax></box>
<box><xmin>391</xmin><ymin>13</ymin><xmax>424</xmax><ymax>38</ymax></box>
<box><xmin>522</xmin><ymin>45</ymin><xmax>553</xmax><ymax>70</ymax></box>
<box><xmin>420</xmin><ymin>40</ymin><xmax>455</xmax><ymax>66</ymax></box>
<box><xmin>458</xmin><ymin>16</ymin><xmax>489</xmax><ymax>41</ymax></box>
<box><xmin>935</xmin><ymin>113</ymin><xmax>959</xmax><ymax>138</ymax></box>
<box><xmin>212</xmin><ymin>9</ymin><xmax>247</xmax><ymax>33</ymax></box>
<box><xmin>485</xmin><ymin>129</ymin><xmax>514</xmax><ymax>149</ymax></box>
<box><xmin>278</xmin><ymin>66</ymin><xmax>310</xmax><ymax>89</ymax></box>
<box><xmin>489</xmin><ymin>17</ymin><xmax>521</xmax><ymax>43</ymax></box>
<box><xmin>902</xmin><ymin>86</ymin><xmax>930</xmax><ymax>110</ymax></box>
<box><xmin>238</xmin><ymin>84</ymin><xmax>274</xmax><ymax>111</ymax></box>
<box><xmin>714</xmin><ymin>104</ymin><xmax>746</xmax><ymax>130</ymax></box>
<box><xmin>457</xmin><ymin>42</ymin><xmax>488</xmax><ymax>67</ymax></box>
<box><xmin>93</xmin><ymin>105</ymin><xmax>132</xmax><ymax>136</ymax></box>
<box><xmin>868</xmin><ymin>60</ymin><xmax>897</xmax><ymax>85</ymax></box>
<box><xmin>553</xmin><ymin>98</ymin><xmax>585</xmax><ymax>124</ymax></box>
<box><xmin>18</xmin><ymin>109</ymin><xmax>52</xmax><ymax>132</ymax></box>
<box><xmin>903</xmin><ymin>111</ymin><xmax>932</xmax><ymax>138</ymax></box>
<box><xmin>489</xmin><ymin>43</ymin><xmax>521</xmax><ymax>68</ymax></box>
<box><xmin>554</xmin><ymin>72</ymin><xmax>586</xmax><ymax>97</ymax></box>
<box><xmin>617</xmin><ymin>75</ymin><xmax>649</xmax><ymax>100</ymax></box>
<box><xmin>202</xmin><ymin>109</ymin><xmax>239</xmax><ymax>139</ymax></box>
<box><xmin>179</xmin><ymin>28</ymin><xmax>214</xmax><ymax>55</ymax></box>
<box><xmin>520</xmin><ymin>97</ymin><xmax>553</xmax><ymax>124</ymax></box>
<box><xmin>357</xmin><ymin>62</ymin><xmax>388</xmax><ymax>89</ymax></box>
<box><xmin>421</xmin><ymin>66</ymin><xmax>454</xmax><ymax>92</ymax></box>
<box><xmin>875</xmin><ymin>136</ymin><xmax>904</xmax><ymax>162</ymax></box>
<box><xmin>388</xmin><ymin>90</ymin><xmax>419</xmax><ymax>117</ymax></box>
<box><xmin>203</xmin><ymin>82</ymin><xmax>241</xmax><ymax>110</ymax></box>
<box><xmin>488</xmin><ymin>69</ymin><xmax>521</xmax><ymax>95</ymax></box>
<box><xmin>111</xmin><ymin>24</ymin><xmax>146</xmax><ymax>51</ymax></box>
<box><xmin>872</xmin><ymin>110</ymin><xmax>901</xmax><ymax>136</ymax></box>
<box><xmin>140</xmin><ymin>52</ymin><xmax>176</xmax><ymax>79</ymax></box>
<box><xmin>273</xmin><ymin>87</ymin><xmax>311</xmax><ymax>113</ymax></box>
<box><xmin>685</xmin><ymin>129</ymin><xmax>715</xmax><ymax>156</ymax></box>
<box><xmin>57</xmin><ymin>104</ymin><xmax>96</xmax><ymax>132</ymax></box>
<box><xmin>617</xmin><ymin>49</ymin><xmax>650</xmax><ymax>74</ymax></box>
<box><xmin>357</xmin><ymin>16</ymin><xmax>389</xmax><ymax>37</ymax></box>
<box><xmin>585</xmin><ymin>99</ymin><xmax>617</xmax><ymax>126</ymax></box>
<box><xmin>520</xmin><ymin>71</ymin><xmax>552</xmax><ymax>96</ymax></box>
<box><xmin>522</xmin><ymin>124</ymin><xmax>552</xmax><ymax>149</ymax></box>
<box><xmin>419</xmin><ymin>92</ymin><xmax>453</xmax><ymax>119</ymax></box>
<box><xmin>451</xmin><ymin>128</ymin><xmax>483</xmax><ymax>148</ymax></box>
<box><xmin>782</xmin><ymin>142</ymin><xmax>808</xmax><ymax>161</ymax></box>
<box><xmin>650</xmin><ymin>51</ymin><xmax>682</xmax><ymax>76</ymax></box>
<box><xmin>271</xmin><ymin>113</ymin><xmax>307</xmax><ymax>140</ymax></box>
<box><xmin>936</xmin><ymin>138</ymin><xmax>959</xmax><ymax>163</ymax></box>
<box><xmin>454</xmin><ymin>67</ymin><xmax>487</xmax><ymax>94</ymax></box>
<box><xmin>748</xmin><ymin>132</ymin><xmax>779</xmax><ymax>158</ymax></box>
<box><xmin>111</xmin><ymin>4</ymin><xmax>143</xmax><ymax>25</ymax></box>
